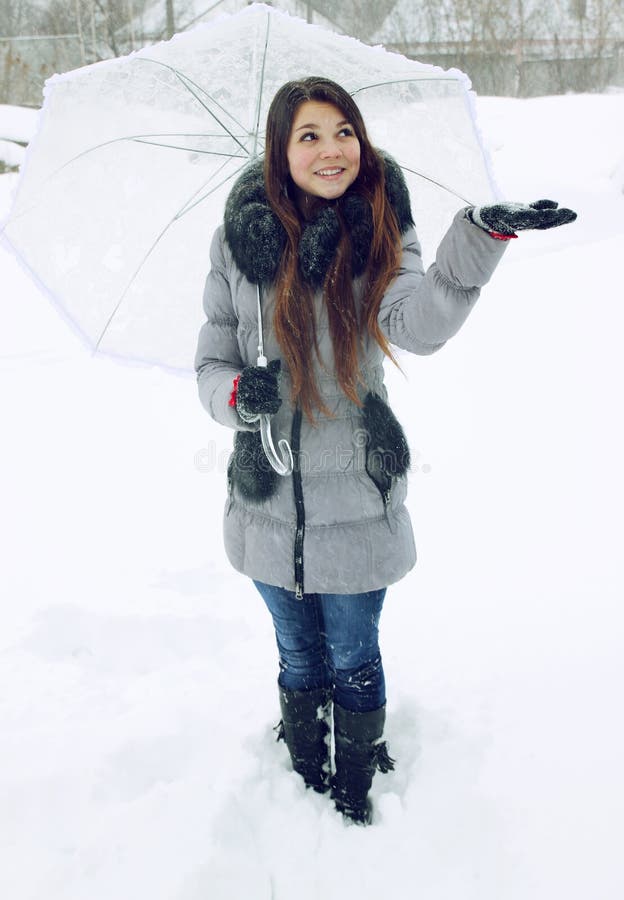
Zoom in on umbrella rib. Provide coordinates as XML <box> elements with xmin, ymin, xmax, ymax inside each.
<box><xmin>52</xmin><ymin>133</ymin><xmax>248</xmax><ymax>176</ymax></box>
<box><xmin>135</xmin><ymin>56</ymin><xmax>249</xmax><ymax>150</ymax></box>
<box><xmin>398</xmin><ymin>163</ymin><xmax>475</xmax><ymax>205</ymax></box>
<box><xmin>173</xmin><ymin>165</ymin><xmax>250</xmax><ymax>219</ymax></box>
<box><xmin>251</xmin><ymin>11</ymin><xmax>271</xmax><ymax>159</ymax></box>
<box><xmin>136</xmin><ymin>57</ymin><xmax>247</xmax><ymax>130</ymax></box>
<box><xmin>173</xmin><ymin>152</ymin><xmax>248</xmax><ymax>217</ymax></box>
<box><xmin>92</xmin><ymin>160</ymin><xmax>250</xmax><ymax>355</ymax></box>
<box><xmin>350</xmin><ymin>76</ymin><xmax>460</xmax><ymax>96</ymax></box>
<box><xmin>127</xmin><ymin>131</ymin><xmax>249</xmax><ymax>140</ymax></box>
<box><xmin>3</xmin><ymin>132</ymin><xmax>251</xmax><ymax>228</ymax></box>
<box><xmin>131</xmin><ymin>138</ymin><xmax>248</xmax><ymax>158</ymax></box>
<box><xmin>171</xmin><ymin>72</ymin><xmax>250</xmax><ymax>156</ymax></box>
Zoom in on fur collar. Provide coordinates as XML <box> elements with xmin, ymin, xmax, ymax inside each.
<box><xmin>223</xmin><ymin>152</ymin><xmax>414</xmax><ymax>287</ymax></box>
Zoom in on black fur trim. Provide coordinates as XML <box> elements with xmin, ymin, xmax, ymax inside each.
<box><xmin>363</xmin><ymin>392</ymin><xmax>411</xmax><ymax>481</ymax></box>
<box><xmin>340</xmin><ymin>192</ymin><xmax>374</xmax><ymax>278</ymax></box>
<box><xmin>298</xmin><ymin>204</ymin><xmax>341</xmax><ymax>287</ymax></box>
<box><xmin>382</xmin><ymin>153</ymin><xmax>414</xmax><ymax>237</ymax></box>
<box><xmin>223</xmin><ymin>164</ymin><xmax>286</xmax><ymax>285</ymax></box>
<box><xmin>229</xmin><ymin>430</ymin><xmax>278</xmax><ymax>502</ymax></box>
<box><xmin>223</xmin><ymin>152</ymin><xmax>414</xmax><ymax>287</ymax></box>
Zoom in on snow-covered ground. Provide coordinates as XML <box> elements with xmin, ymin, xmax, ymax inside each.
<box><xmin>1</xmin><ymin>90</ymin><xmax>623</xmax><ymax>899</ymax></box>
<box><xmin>0</xmin><ymin>105</ymin><xmax>38</xmax><ymax>171</ymax></box>
<box><xmin>0</xmin><ymin>105</ymin><xmax>38</xmax><ymax>144</ymax></box>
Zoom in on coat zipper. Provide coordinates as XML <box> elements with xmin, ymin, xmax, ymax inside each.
<box><xmin>291</xmin><ymin>405</ymin><xmax>305</xmax><ymax>599</ymax></box>
<box><xmin>372</xmin><ymin>476</ymin><xmax>397</xmax><ymax>535</ymax></box>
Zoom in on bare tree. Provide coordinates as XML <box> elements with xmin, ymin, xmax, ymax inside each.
<box><xmin>0</xmin><ymin>0</ymin><xmax>40</xmax><ymax>105</ymax></box>
<box><xmin>383</xmin><ymin>0</ymin><xmax>624</xmax><ymax>95</ymax></box>
<box><xmin>0</xmin><ymin>0</ymin><xmax>39</xmax><ymax>35</ymax></box>
<box><xmin>165</xmin><ymin>0</ymin><xmax>175</xmax><ymax>38</ymax></box>
<box><xmin>32</xmin><ymin>0</ymin><xmax>155</xmax><ymax>59</ymax></box>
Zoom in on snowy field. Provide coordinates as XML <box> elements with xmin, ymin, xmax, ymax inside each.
<box><xmin>1</xmin><ymin>89</ymin><xmax>623</xmax><ymax>899</ymax></box>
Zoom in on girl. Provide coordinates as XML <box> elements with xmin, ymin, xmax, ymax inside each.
<box><xmin>195</xmin><ymin>77</ymin><xmax>575</xmax><ymax>824</ymax></box>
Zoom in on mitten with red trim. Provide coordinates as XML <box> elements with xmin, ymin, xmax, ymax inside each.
<box><xmin>235</xmin><ymin>359</ymin><xmax>282</xmax><ymax>423</ymax></box>
<box><xmin>470</xmin><ymin>199</ymin><xmax>577</xmax><ymax>237</ymax></box>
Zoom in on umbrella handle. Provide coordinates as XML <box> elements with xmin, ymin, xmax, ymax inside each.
<box><xmin>256</xmin><ymin>354</ymin><xmax>293</xmax><ymax>477</ymax></box>
<box><xmin>259</xmin><ymin>414</ymin><xmax>293</xmax><ymax>477</ymax></box>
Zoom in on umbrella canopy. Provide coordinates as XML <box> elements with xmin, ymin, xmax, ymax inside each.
<box><xmin>1</xmin><ymin>2</ymin><xmax>498</xmax><ymax>374</ymax></box>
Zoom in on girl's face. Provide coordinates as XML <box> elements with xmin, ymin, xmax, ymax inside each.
<box><xmin>286</xmin><ymin>100</ymin><xmax>361</xmax><ymax>202</ymax></box>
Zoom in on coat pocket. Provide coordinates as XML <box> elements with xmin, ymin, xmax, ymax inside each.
<box><xmin>362</xmin><ymin>392</ymin><xmax>410</xmax><ymax>533</ymax></box>
<box><xmin>229</xmin><ymin>429</ymin><xmax>278</xmax><ymax>503</ymax></box>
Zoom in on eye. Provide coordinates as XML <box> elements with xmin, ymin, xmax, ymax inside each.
<box><xmin>339</xmin><ymin>127</ymin><xmax>354</xmax><ymax>137</ymax></box>
<box><xmin>299</xmin><ymin>131</ymin><xmax>317</xmax><ymax>142</ymax></box>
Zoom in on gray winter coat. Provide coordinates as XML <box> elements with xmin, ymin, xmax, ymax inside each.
<box><xmin>195</xmin><ymin>157</ymin><xmax>507</xmax><ymax>596</ymax></box>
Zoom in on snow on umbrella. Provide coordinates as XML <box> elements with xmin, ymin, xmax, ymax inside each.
<box><xmin>1</xmin><ymin>2</ymin><xmax>497</xmax><ymax>376</ymax></box>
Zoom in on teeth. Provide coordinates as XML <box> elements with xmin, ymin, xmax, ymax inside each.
<box><xmin>317</xmin><ymin>168</ymin><xmax>342</xmax><ymax>176</ymax></box>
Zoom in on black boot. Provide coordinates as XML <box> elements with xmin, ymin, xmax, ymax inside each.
<box><xmin>331</xmin><ymin>702</ymin><xmax>395</xmax><ymax>825</ymax></box>
<box><xmin>275</xmin><ymin>686</ymin><xmax>332</xmax><ymax>793</ymax></box>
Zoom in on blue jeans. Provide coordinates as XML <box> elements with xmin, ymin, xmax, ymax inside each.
<box><xmin>253</xmin><ymin>580</ymin><xmax>387</xmax><ymax>713</ymax></box>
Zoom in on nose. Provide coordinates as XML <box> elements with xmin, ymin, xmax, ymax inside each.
<box><xmin>319</xmin><ymin>138</ymin><xmax>342</xmax><ymax>158</ymax></box>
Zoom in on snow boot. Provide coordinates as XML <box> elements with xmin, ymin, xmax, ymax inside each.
<box><xmin>275</xmin><ymin>686</ymin><xmax>332</xmax><ymax>793</ymax></box>
<box><xmin>331</xmin><ymin>702</ymin><xmax>395</xmax><ymax>825</ymax></box>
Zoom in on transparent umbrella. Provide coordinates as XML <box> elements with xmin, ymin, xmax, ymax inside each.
<box><xmin>0</xmin><ymin>2</ymin><xmax>498</xmax><ymax>472</ymax></box>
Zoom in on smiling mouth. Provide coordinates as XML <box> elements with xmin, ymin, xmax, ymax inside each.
<box><xmin>316</xmin><ymin>167</ymin><xmax>344</xmax><ymax>177</ymax></box>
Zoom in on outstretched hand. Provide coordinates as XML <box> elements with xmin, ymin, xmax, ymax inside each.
<box><xmin>472</xmin><ymin>200</ymin><xmax>577</xmax><ymax>236</ymax></box>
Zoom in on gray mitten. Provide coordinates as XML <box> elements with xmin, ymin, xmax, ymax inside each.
<box><xmin>471</xmin><ymin>199</ymin><xmax>577</xmax><ymax>236</ymax></box>
<box><xmin>236</xmin><ymin>359</ymin><xmax>282</xmax><ymax>423</ymax></box>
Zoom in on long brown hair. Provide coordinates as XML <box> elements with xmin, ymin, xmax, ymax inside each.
<box><xmin>264</xmin><ymin>77</ymin><xmax>403</xmax><ymax>422</ymax></box>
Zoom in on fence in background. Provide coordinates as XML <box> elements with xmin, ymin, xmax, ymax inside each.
<box><xmin>396</xmin><ymin>39</ymin><xmax>624</xmax><ymax>97</ymax></box>
<box><xmin>2</xmin><ymin>33</ymin><xmax>624</xmax><ymax>108</ymax></box>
